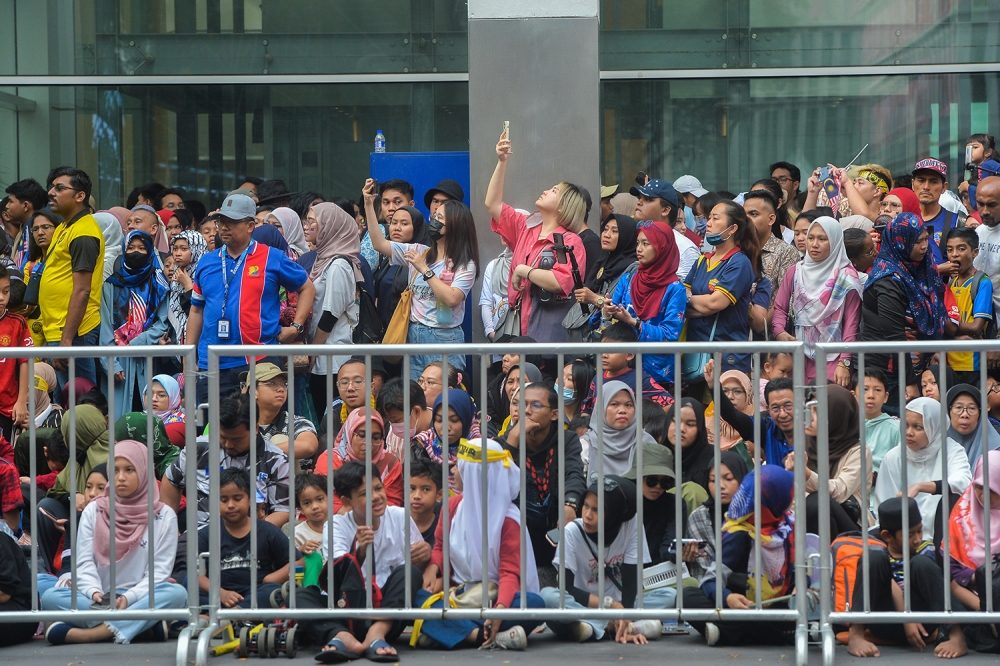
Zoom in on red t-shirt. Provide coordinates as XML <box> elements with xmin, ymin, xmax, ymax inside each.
<box><xmin>0</xmin><ymin>311</ymin><xmax>31</xmax><ymax>418</ymax></box>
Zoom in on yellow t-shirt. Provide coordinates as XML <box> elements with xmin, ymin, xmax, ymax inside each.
<box><xmin>38</xmin><ymin>211</ymin><xmax>105</xmax><ymax>342</ymax></box>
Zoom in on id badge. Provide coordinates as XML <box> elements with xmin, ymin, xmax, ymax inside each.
<box><xmin>217</xmin><ymin>318</ymin><xmax>231</xmax><ymax>340</ymax></box>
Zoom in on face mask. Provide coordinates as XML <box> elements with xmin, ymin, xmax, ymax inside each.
<box><xmin>390</xmin><ymin>422</ymin><xmax>405</xmax><ymax>439</ymax></box>
<box><xmin>427</xmin><ymin>218</ymin><xmax>445</xmax><ymax>242</ymax></box>
<box><xmin>705</xmin><ymin>225</ymin><xmax>735</xmax><ymax>246</ymax></box>
<box><xmin>554</xmin><ymin>383</ymin><xmax>575</xmax><ymax>403</ymax></box>
<box><xmin>124</xmin><ymin>251</ymin><xmax>147</xmax><ymax>269</ymax></box>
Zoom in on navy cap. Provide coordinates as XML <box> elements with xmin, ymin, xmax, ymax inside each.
<box><xmin>629</xmin><ymin>179</ymin><xmax>680</xmax><ymax>208</ymax></box>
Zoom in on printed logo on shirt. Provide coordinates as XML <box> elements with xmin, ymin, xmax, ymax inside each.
<box><xmin>220</xmin><ymin>552</ymin><xmax>252</xmax><ymax>572</ymax></box>
<box><xmin>0</xmin><ymin>335</ymin><xmax>10</xmax><ymax>346</ymax></box>
<box><xmin>248</xmin><ymin>265</ymin><xmax>261</xmax><ymax>277</ymax></box>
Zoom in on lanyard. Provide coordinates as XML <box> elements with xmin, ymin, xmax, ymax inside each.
<box><xmin>220</xmin><ymin>241</ymin><xmax>254</xmax><ymax>319</ymax></box>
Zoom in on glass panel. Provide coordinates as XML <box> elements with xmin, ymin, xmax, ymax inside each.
<box><xmin>1</xmin><ymin>83</ymin><xmax>467</xmax><ymax>207</ymax></box>
<box><xmin>599</xmin><ymin>0</ymin><xmax>1000</xmax><ymax>69</ymax></box>
<box><xmin>2</xmin><ymin>0</ymin><xmax>468</xmax><ymax>76</ymax></box>
<box><xmin>601</xmin><ymin>73</ymin><xmax>1000</xmax><ymax>194</ymax></box>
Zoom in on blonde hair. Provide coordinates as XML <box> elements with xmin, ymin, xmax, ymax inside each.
<box><xmin>554</xmin><ymin>182</ymin><xmax>586</xmax><ymax>233</ymax></box>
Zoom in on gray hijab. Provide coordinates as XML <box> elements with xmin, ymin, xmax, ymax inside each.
<box><xmin>946</xmin><ymin>384</ymin><xmax>1000</xmax><ymax>466</ymax></box>
<box><xmin>586</xmin><ymin>380</ymin><xmax>657</xmax><ymax>479</ymax></box>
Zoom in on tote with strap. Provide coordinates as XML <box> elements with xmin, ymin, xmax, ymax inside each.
<box><xmin>381</xmin><ymin>259</ymin><xmax>422</xmax><ymax>363</ymax></box>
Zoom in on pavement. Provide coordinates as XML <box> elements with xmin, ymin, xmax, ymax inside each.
<box><xmin>2</xmin><ymin>626</ymin><xmax>997</xmax><ymax>666</ymax></box>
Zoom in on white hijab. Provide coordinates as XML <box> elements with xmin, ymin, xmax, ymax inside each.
<box><xmin>449</xmin><ymin>439</ymin><xmax>540</xmax><ymax>594</ymax></box>
<box><xmin>94</xmin><ymin>212</ymin><xmax>124</xmax><ymax>280</ymax></box>
<box><xmin>584</xmin><ymin>380</ymin><xmax>656</xmax><ymax>480</ymax></box>
<box><xmin>267</xmin><ymin>207</ymin><xmax>308</xmax><ymax>256</ymax></box>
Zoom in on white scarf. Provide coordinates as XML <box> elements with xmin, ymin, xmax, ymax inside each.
<box><xmin>449</xmin><ymin>439</ymin><xmax>540</xmax><ymax>594</ymax></box>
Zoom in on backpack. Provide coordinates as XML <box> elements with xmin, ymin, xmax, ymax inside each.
<box><xmin>831</xmin><ymin>532</ymin><xmax>887</xmax><ymax>615</ymax></box>
<box><xmin>969</xmin><ymin>270</ymin><xmax>998</xmax><ymax>340</ymax></box>
<box><xmin>334</xmin><ymin>255</ymin><xmax>384</xmax><ymax>345</ymax></box>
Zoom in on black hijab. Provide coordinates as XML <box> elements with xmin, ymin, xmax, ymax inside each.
<box><xmin>665</xmin><ymin>398</ymin><xmax>713</xmax><ymax>490</ymax></box>
<box><xmin>806</xmin><ymin>384</ymin><xmax>859</xmax><ymax>472</ymax></box>
<box><xmin>585</xmin><ymin>214</ymin><xmax>639</xmax><ymax>291</ymax></box>
<box><xmin>585</xmin><ymin>475</ymin><xmax>637</xmax><ymax>545</ymax></box>
<box><xmin>702</xmin><ymin>450</ymin><xmax>750</xmax><ymax>529</ymax></box>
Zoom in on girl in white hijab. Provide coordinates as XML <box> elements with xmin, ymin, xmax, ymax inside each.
<box><xmin>94</xmin><ymin>212</ymin><xmax>124</xmax><ymax>280</ymax></box>
<box><xmin>266</xmin><ymin>207</ymin><xmax>309</xmax><ymax>256</ymax></box>
<box><xmin>581</xmin><ymin>381</ymin><xmax>657</xmax><ymax>480</ymax></box>
<box><xmin>874</xmin><ymin>397</ymin><xmax>972</xmax><ymax>542</ymax></box>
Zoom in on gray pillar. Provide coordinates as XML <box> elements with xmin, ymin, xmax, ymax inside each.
<box><xmin>467</xmin><ymin>0</ymin><xmax>600</xmax><ymax>339</ymax></box>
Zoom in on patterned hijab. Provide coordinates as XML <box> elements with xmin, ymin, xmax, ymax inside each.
<box><xmin>106</xmin><ymin>230</ymin><xmax>169</xmax><ymax>345</ymax></box>
<box><xmin>310</xmin><ymin>202</ymin><xmax>362</xmax><ymax>282</ymax></box>
<box><xmin>169</xmin><ymin>230</ymin><xmax>207</xmax><ymax>344</ymax></box>
<box><xmin>948</xmin><ymin>450</ymin><xmax>1000</xmax><ymax>571</ymax></box>
<box><xmin>865</xmin><ymin>212</ymin><xmax>945</xmax><ymax>338</ymax></box>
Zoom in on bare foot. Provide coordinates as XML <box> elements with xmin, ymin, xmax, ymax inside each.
<box><xmin>933</xmin><ymin>627</ymin><xmax>968</xmax><ymax>659</ymax></box>
<box><xmin>847</xmin><ymin>626</ymin><xmax>881</xmax><ymax>658</ymax></box>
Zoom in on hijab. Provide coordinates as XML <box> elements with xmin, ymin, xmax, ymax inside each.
<box><xmin>267</xmin><ymin>207</ymin><xmax>308</xmax><ymax>255</ymax></box>
<box><xmin>610</xmin><ymin>193</ymin><xmax>638</xmax><ymax>216</ymax></box>
<box><xmin>630</xmin><ymin>221</ymin><xmax>680</xmax><ymax>321</ymax></box>
<box><xmin>792</xmin><ymin>217</ymin><xmax>863</xmax><ymax>359</ymax></box>
<box><xmin>710</xmin><ymin>370</ymin><xmax>754</xmax><ymax>450</ymax></box>
<box><xmin>948</xmin><ymin>450</ymin><xmax>1000</xmax><ymax>570</ymax></box>
<box><xmin>866</xmin><ymin>213</ymin><xmax>946</xmax><ymax>339</ymax></box>
<box><xmin>252</xmin><ymin>224</ymin><xmax>291</xmax><ymax>256</ymax></box>
<box><xmin>51</xmin><ymin>405</ymin><xmax>109</xmax><ymax>497</ymax></box>
<box><xmin>335</xmin><ymin>407</ymin><xmax>387</xmax><ymax>467</ymax></box>
<box><xmin>586</xmin><ymin>214</ymin><xmax>638</xmax><ymax>291</ymax></box>
<box><xmin>93</xmin><ymin>439</ymin><xmax>164</xmax><ymax>566</ymax></box>
<box><xmin>396</xmin><ymin>206</ymin><xmax>431</xmax><ymax>246</ymax></box>
<box><xmin>114</xmin><ymin>412</ymin><xmax>180</xmax><ymax>478</ymax></box>
<box><xmin>168</xmin><ymin>230</ymin><xmax>208</xmax><ymax>344</ymax></box>
<box><xmin>32</xmin><ymin>362</ymin><xmax>57</xmax><ymax>418</ymax></box>
<box><xmin>665</xmin><ymin>398</ymin><xmax>713</xmax><ymax>489</ymax></box>
<box><xmin>806</xmin><ymin>384</ymin><xmax>860</xmax><ymax>473</ymax></box>
<box><xmin>839</xmin><ymin>215</ymin><xmax>874</xmax><ymax>232</ymax></box>
<box><xmin>450</xmin><ymin>439</ymin><xmax>539</xmax><ymax>592</ymax></box>
<box><xmin>310</xmin><ymin>202</ymin><xmax>362</xmax><ymax>282</ymax></box>
<box><xmin>946</xmin><ymin>384</ymin><xmax>1000</xmax><ymax>466</ymax></box>
<box><xmin>490</xmin><ymin>245</ymin><xmax>514</xmax><ymax>299</ymax></box>
<box><xmin>583</xmin><ymin>475</ymin><xmax>638</xmax><ymax>546</ymax></box>
<box><xmin>147</xmin><ymin>374</ymin><xmax>184</xmax><ymax>424</ymax></box>
<box><xmin>924</xmin><ymin>364</ymin><xmax>958</xmax><ymax>398</ymax></box>
<box><xmin>105</xmin><ymin>230</ymin><xmax>169</xmax><ymax>345</ymax></box>
<box><xmin>107</xmin><ymin>206</ymin><xmax>130</xmax><ymax>232</ymax></box>
<box><xmin>724</xmin><ymin>466</ymin><xmax>796</xmax><ymax>601</ymax></box>
<box><xmin>585</xmin><ymin>381</ymin><xmax>657</xmax><ymax>478</ymax></box>
<box><xmin>702</xmin><ymin>450</ymin><xmax>750</xmax><ymax>529</ymax></box>
<box><xmin>886</xmin><ymin>187</ymin><xmax>921</xmax><ymax>215</ymax></box>
<box><xmin>94</xmin><ymin>212</ymin><xmax>124</xmax><ymax>280</ymax></box>
<box><xmin>60</xmin><ymin>377</ymin><xmax>96</xmax><ymax>410</ymax></box>
<box><xmin>433</xmin><ymin>388</ymin><xmax>474</xmax><ymax>441</ymax></box>
<box><xmin>904</xmin><ymin>397</ymin><xmax>946</xmax><ymax>465</ymax></box>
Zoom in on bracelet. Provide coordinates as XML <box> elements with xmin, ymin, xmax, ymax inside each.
<box><xmin>526</xmin><ymin>267</ymin><xmax>534</xmax><ymax>282</ymax></box>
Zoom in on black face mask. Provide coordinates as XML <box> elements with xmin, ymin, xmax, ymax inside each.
<box><xmin>427</xmin><ymin>218</ymin><xmax>445</xmax><ymax>242</ymax></box>
<box><xmin>124</xmin><ymin>251</ymin><xmax>147</xmax><ymax>270</ymax></box>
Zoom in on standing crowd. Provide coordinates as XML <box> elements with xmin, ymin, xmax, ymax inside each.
<box><xmin>1</xmin><ymin>130</ymin><xmax>1000</xmax><ymax>660</ymax></box>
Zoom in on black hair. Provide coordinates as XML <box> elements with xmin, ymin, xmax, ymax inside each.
<box><xmin>170</xmin><ymin>208</ymin><xmax>195</xmax><ymax>231</ymax></box>
<box><xmin>256</xmin><ymin>204</ymin><xmax>276</xmax><ymax>215</ymax></box>
<box><xmin>944</xmin><ymin>225</ymin><xmax>979</xmax><ymax>250</ymax></box>
<box><xmin>137</xmin><ymin>182</ymin><xmax>166</xmax><ymax>204</ymax></box>
<box><xmin>764</xmin><ymin>351</ymin><xmax>793</xmax><ymax>364</ymax></box>
<box><xmin>795</xmin><ymin>208</ymin><xmax>834</xmax><ymax>225</ymax></box>
<box><xmin>126</xmin><ymin>187</ymin><xmax>141</xmax><ymax>210</ymax></box>
<box><xmin>219</xmin><ymin>467</ymin><xmax>251</xmax><ymax>497</ymax></box>
<box><xmin>567</xmin><ymin>414</ymin><xmax>591</xmax><ymax>433</ymax></box>
<box><xmin>184</xmin><ymin>200</ymin><xmax>207</xmax><ymax>223</ymax></box>
<box><xmin>5</xmin><ymin>178</ymin><xmax>48</xmax><ymax>213</ymax></box>
<box><xmin>579</xmin><ymin>185</ymin><xmax>593</xmax><ymax>224</ymax></box>
<box><xmin>743</xmin><ymin>189</ymin><xmax>782</xmax><ymax>239</ymax></box>
<box><xmin>79</xmin><ymin>387</ymin><xmax>109</xmax><ymax>416</ymax></box>
<box><xmin>893</xmin><ymin>174</ymin><xmax>912</xmax><ymax>190</ymax></box>
<box><xmin>566</xmin><ymin>359</ymin><xmax>596</xmax><ymax>408</ymax></box>
<box><xmin>46</xmin><ymin>166</ymin><xmax>93</xmax><ymax>199</ymax></box>
<box><xmin>46</xmin><ymin>428</ymin><xmax>70</xmax><ymax>465</ymax></box>
<box><xmin>858</xmin><ymin>367</ymin><xmax>889</xmax><ymax>392</ymax></box>
<box><xmin>379</xmin><ymin>179</ymin><xmax>415</xmax><ymax>202</ymax></box>
<box><xmin>601</xmin><ymin>321</ymin><xmax>639</xmax><ymax>344</ymax></box>
<box><xmin>763</xmin><ymin>377</ymin><xmax>794</xmax><ymax>404</ymax></box>
<box><xmin>376</xmin><ymin>377</ymin><xmax>428</xmax><ymax>418</ymax></box>
<box><xmin>641</xmin><ymin>399</ymin><xmax>668</xmax><ymax>446</ymax></box>
<box><xmin>292</xmin><ymin>192</ymin><xmax>326</xmax><ymax>220</ymax></box>
<box><xmin>326</xmin><ymin>197</ymin><xmax>356</xmax><ymax>221</ymax></box>
<box><xmin>525</xmin><ymin>381</ymin><xmax>558</xmax><ymax>410</ymax></box>
<box><xmin>968</xmin><ymin>133</ymin><xmax>997</xmax><ymax>160</ymax></box>
<box><xmin>0</xmin><ymin>264</ymin><xmax>9</xmax><ymax>283</ymax></box>
<box><xmin>716</xmin><ymin>200</ymin><xmax>762</xmax><ymax>277</ymax></box>
<box><xmin>334</xmin><ymin>461</ymin><xmax>380</xmax><ymax>499</ymax></box>
<box><xmin>294</xmin><ymin>473</ymin><xmax>328</xmax><ymax>508</ymax></box>
<box><xmin>153</xmin><ymin>187</ymin><xmax>185</xmax><ymax>210</ymax></box>
<box><xmin>843</xmin><ymin>228</ymin><xmax>870</xmax><ymax>260</ymax></box>
<box><xmin>219</xmin><ymin>395</ymin><xmax>251</xmax><ymax>431</ymax></box>
<box><xmin>791</xmin><ymin>191</ymin><xmax>809</xmax><ymax>212</ymax></box>
<box><xmin>242</xmin><ymin>176</ymin><xmax>264</xmax><ymax>186</ymax></box>
<box><xmin>769</xmin><ymin>161</ymin><xmax>801</xmax><ymax>184</ymax></box>
<box><xmin>409</xmin><ymin>458</ymin><xmax>441</xmax><ymax>491</ymax></box>
<box><xmin>426</xmin><ymin>200</ymin><xmax>480</xmax><ymax>280</ymax></box>
<box><xmin>717</xmin><ymin>190</ymin><xmax>737</xmax><ymax>200</ymax></box>
<box><xmin>694</xmin><ymin>191</ymin><xmax>724</xmax><ymax>218</ymax></box>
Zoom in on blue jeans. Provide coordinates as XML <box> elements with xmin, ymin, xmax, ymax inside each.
<box><xmin>539</xmin><ymin>586</ymin><xmax>676</xmax><ymax>640</ymax></box>
<box><xmin>414</xmin><ymin>589</ymin><xmax>544</xmax><ymax>649</ymax></box>
<box><xmin>47</xmin><ymin>326</ymin><xmax>99</xmax><ymax>402</ymax></box>
<box><xmin>41</xmin><ymin>582</ymin><xmax>188</xmax><ymax>644</ymax></box>
<box><xmin>406</xmin><ymin>323</ymin><xmax>466</xmax><ymax>382</ymax></box>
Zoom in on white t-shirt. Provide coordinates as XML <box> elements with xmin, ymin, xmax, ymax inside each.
<box><xmin>390</xmin><ymin>242</ymin><xmax>475</xmax><ymax>328</ymax></box>
<box><xmin>294</xmin><ymin>521</ymin><xmax>324</xmax><ymax>550</ymax></box>
<box><xmin>324</xmin><ymin>506</ymin><xmax>424</xmax><ymax>585</ymax></box>
<box><xmin>974</xmin><ymin>223</ymin><xmax>1000</xmax><ymax>312</ymax></box>
<box><xmin>673</xmin><ymin>230</ymin><xmax>700</xmax><ymax>281</ymax></box>
<box><xmin>552</xmin><ymin>516</ymin><xmax>650</xmax><ymax>602</ymax></box>
<box><xmin>309</xmin><ymin>257</ymin><xmax>358</xmax><ymax>375</ymax></box>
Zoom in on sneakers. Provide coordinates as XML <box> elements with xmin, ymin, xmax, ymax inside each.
<box><xmin>571</xmin><ymin>622</ymin><xmax>595</xmax><ymax>642</ymax></box>
<box><xmin>629</xmin><ymin>619</ymin><xmax>662</xmax><ymax>641</ymax></box>
<box><xmin>705</xmin><ymin>622</ymin><xmax>720</xmax><ymax>647</ymax></box>
<box><xmin>45</xmin><ymin>622</ymin><xmax>72</xmax><ymax>645</ymax></box>
<box><xmin>150</xmin><ymin>620</ymin><xmax>169</xmax><ymax>642</ymax></box>
<box><xmin>493</xmin><ymin>625</ymin><xmax>527</xmax><ymax>650</ymax></box>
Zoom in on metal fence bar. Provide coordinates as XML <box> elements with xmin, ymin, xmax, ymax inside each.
<box><xmin>792</xmin><ymin>345</ymin><xmax>808</xmax><ymax>666</ymax></box>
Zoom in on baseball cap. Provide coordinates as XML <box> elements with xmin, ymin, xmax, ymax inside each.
<box><xmin>912</xmin><ymin>158</ymin><xmax>947</xmax><ymax>180</ymax></box>
<box><xmin>672</xmin><ymin>175</ymin><xmax>709</xmax><ymax>198</ymax></box>
<box><xmin>238</xmin><ymin>362</ymin><xmax>285</xmax><ymax>385</ymax></box>
<box><xmin>600</xmin><ymin>184</ymin><xmax>620</xmax><ymax>199</ymax></box>
<box><xmin>629</xmin><ymin>179</ymin><xmax>680</xmax><ymax>208</ymax></box>
<box><xmin>212</xmin><ymin>193</ymin><xmax>257</xmax><ymax>221</ymax></box>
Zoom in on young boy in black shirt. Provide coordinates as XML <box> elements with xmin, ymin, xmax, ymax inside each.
<box><xmin>409</xmin><ymin>459</ymin><xmax>442</xmax><ymax>548</ymax></box>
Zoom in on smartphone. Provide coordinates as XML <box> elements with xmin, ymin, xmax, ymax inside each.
<box><xmin>502</xmin><ymin>120</ymin><xmax>510</xmax><ymax>142</ymax></box>
<box><xmin>545</xmin><ymin>528</ymin><xmax>561</xmax><ymax>547</ymax></box>
<box><xmin>966</xmin><ymin>144</ymin><xmax>974</xmax><ymax>167</ymax></box>
<box><xmin>635</xmin><ymin>171</ymin><xmax>647</xmax><ymax>186</ymax></box>
<box><xmin>369</xmin><ymin>178</ymin><xmax>379</xmax><ymax>195</ymax></box>
<box><xmin>668</xmin><ymin>538</ymin><xmax>706</xmax><ymax>552</ymax></box>
<box><xmin>38</xmin><ymin>506</ymin><xmax>59</xmax><ymax>522</ymax></box>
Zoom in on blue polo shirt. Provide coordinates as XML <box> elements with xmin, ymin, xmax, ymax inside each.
<box><xmin>684</xmin><ymin>249</ymin><xmax>754</xmax><ymax>372</ymax></box>
<box><xmin>191</xmin><ymin>241</ymin><xmax>309</xmax><ymax>369</ymax></box>
<box><xmin>924</xmin><ymin>207</ymin><xmax>961</xmax><ymax>265</ymax></box>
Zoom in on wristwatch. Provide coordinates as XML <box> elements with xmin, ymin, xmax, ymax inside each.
<box><xmin>422</xmin><ymin>268</ymin><xmax>436</xmax><ymax>281</ymax></box>
<box><xmin>603</xmin><ymin>595</ymin><xmax>615</xmax><ymax>609</ymax></box>
<box><xmin>596</xmin><ymin>296</ymin><xmax>606</xmax><ymax>308</ymax></box>
<box><xmin>838</xmin><ymin>358</ymin><xmax>851</xmax><ymax>368</ymax></box>
<box><xmin>290</xmin><ymin>322</ymin><xmax>304</xmax><ymax>334</ymax></box>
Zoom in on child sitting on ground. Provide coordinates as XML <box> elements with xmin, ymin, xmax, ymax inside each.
<box><xmin>852</xmin><ymin>368</ymin><xmax>899</xmax><ymax>497</ymax></box>
<box><xmin>293</xmin><ymin>473</ymin><xmax>328</xmax><ymax>553</ymax></box>
<box><xmin>409</xmin><ymin>459</ymin><xmax>442</xmax><ymax>548</ymax></box>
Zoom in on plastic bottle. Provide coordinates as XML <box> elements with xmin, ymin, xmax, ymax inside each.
<box><xmin>435</xmin><ymin>265</ymin><xmax>455</xmax><ymax>325</ymax></box>
<box><xmin>374</xmin><ymin>130</ymin><xmax>386</xmax><ymax>153</ymax></box>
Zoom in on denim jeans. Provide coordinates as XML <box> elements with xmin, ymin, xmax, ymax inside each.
<box><xmin>406</xmin><ymin>322</ymin><xmax>465</xmax><ymax>381</ymax></box>
<box><xmin>47</xmin><ymin>326</ymin><xmax>99</xmax><ymax>402</ymax></box>
<box><xmin>41</xmin><ymin>582</ymin><xmax>188</xmax><ymax>644</ymax></box>
<box><xmin>539</xmin><ymin>586</ymin><xmax>676</xmax><ymax>640</ymax></box>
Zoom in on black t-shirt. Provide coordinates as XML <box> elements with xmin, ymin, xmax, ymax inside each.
<box><xmin>0</xmin><ymin>533</ymin><xmax>32</xmax><ymax>609</ymax></box>
<box><xmin>419</xmin><ymin>504</ymin><xmax>441</xmax><ymax>549</ymax></box>
<box><xmin>198</xmin><ymin>519</ymin><xmax>297</xmax><ymax>594</ymax></box>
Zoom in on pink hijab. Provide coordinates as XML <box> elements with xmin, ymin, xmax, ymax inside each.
<box><xmin>949</xmin><ymin>449</ymin><xmax>1000</xmax><ymax>570</ymax></box>
<box><xmin>93</xmin><ymin>440</ymin><xmax>164</xmax><ymax>566</ymax></box>
<box><xmin>309</xmin><ymin>202</ymin><xmax>362</xmax><ymax>282</ymax></box>
<box><xmin>337</xmin><ymin>408</ymin><xmax>387</xmax><ymax>466</ymax></box>
<box><xmin>108</xmin><ymin>207</ymin><xmax>131</xmax><ymax>232</ymax></box>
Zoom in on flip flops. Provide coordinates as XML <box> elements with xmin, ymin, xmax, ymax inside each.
<box><xmin>315</xmin><ymin>636</ymin><xmax>363</xmax><ymax>663</ymax></box>
<box><xmin>364</xmin><ymin>638</ymin><xmax>400</xmax><ymax>663</ymax></box>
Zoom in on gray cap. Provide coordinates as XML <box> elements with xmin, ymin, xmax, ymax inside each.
<box><xmin>212</xmin><ymin>193</ymin><xmax>256</xmax><ymax>221</ymax></box>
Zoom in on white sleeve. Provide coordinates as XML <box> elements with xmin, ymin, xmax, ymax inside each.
<box><xmin>873</xmin><ymin>448</ymin><xmax>900</xmax><ymax>509</ymax></box>
<box><xmin>331</xmin><ymin>514</ymin><xmax>356</xmax><ymax>561</ymax></box>
<box><xmin>946</xmin><ymin>439</ymin><xmax>973</xmax><ymax>495</ymax></box>
<box><xmin>622</xmin><ymin>517</ymin><xmax>645</xmax><ymax>566</ymax></box>
<box><xmin>676</xmin><ymin>239</ymin><xmax>699</xmax><ymax>282</ymax></box>
<box><xmin>479</xmin><ymin>261</ymin><xmax>495</xmax><ymax>307</ymax></box>
<box><xmin>321</xmin><ymin>261</ymin><xmax>354</xmax><ymax>320</ymax></box>
<box><xmin>124</xmin><ymin>505</ymin><xmax>179</xmax><ymax>607</ymax></box>
<box><xmin>74</xmin><ymin>503</ymin><xmax>104</xmax><ymax>600</ymax></box>
<box><xmin>409</xmin><ymin>515</ymin><xmax>425</xmax><ymax>545</ymax></box>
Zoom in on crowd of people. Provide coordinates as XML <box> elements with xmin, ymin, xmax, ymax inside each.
<box><xmin>1</xmin><ymin>130</ymin><xmax>1000</xmax><ymax>660</ymax></box>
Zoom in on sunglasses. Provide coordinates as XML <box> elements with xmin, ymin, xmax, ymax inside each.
<box><xmin>644</xmin><ymin>475</ymin><xmax>672</xmax><ymax>490</ymax></box>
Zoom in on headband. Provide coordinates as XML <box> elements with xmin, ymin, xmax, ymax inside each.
<box><xmin>457</xmin><ymin>441</ymin><xmax>512</xmax><ymax>467</ymax></box>
<box><xmin>34</xmin><ymin>374</ymin><xmax>49</xmax><ymax>393</ymax></box>
<box><xmin>858</xmin><ymin>170</ymin><xmax>889</xmax><ymax>195</ymax></box>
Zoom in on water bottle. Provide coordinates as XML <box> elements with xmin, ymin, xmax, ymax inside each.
<box><xmin>374</xmin><ymin>130</ymin><xmax>386</xmax><ymax>153</ymax></box>
<box><xmin>435</xmin><ymin>266</ymin><xmax>455</xmax><ymax>325</ymax></box>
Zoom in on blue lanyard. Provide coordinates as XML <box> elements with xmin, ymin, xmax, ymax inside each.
<box><xmin>220</xmin><ymin>242</ymin><xmax>253</xmax><ymax>319</ymax></box>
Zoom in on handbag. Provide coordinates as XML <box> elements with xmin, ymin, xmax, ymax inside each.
<box><xmin>494</xmin><ymin>299</ymin><xmax>521</xmax><ymax>339</ymax></box>
<box><xmin>680</xmin><ymin>314</ymin><xmax>719</xmax><ymax>383</ymax></box>
<box><xmin>23</xmin><ymin>259</ymin><xmax>46</xmax><ymax>307</ymax></box>
<box><xmin>382</xmin><ymin>262</ymin><xmax>421</xmax><ymax>362</ymax></box>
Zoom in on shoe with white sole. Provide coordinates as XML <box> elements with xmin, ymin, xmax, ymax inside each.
<box><xmin>571</xmin><ymin>622</ymin><xmax>595</xmax><ymax>642</ymax></box>
<box><xmin>629</xmin><ymin>619</ymin><xmax>662</xmax><ymax>641</ymax></box>
<box><xmin>704</xmin><ymin>622</ymin><xmax>720</xmax><ymax>646</ymax></box>
<box><xmin>493</xmin><ymin>625</ymin><xmax>527</xmax><ymax>650</ymax></box>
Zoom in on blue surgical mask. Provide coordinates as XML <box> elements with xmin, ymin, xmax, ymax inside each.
<box><xmin>555</xmin><ymin>383</ymin><xmax>575</xmax><ymax>403</ymax></box>
<box><xmin>705</xmin><ymin>225</ymin><xmax>735</xmax><ymax>246</ymax></box>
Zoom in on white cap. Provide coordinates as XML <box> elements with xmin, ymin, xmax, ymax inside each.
<box><xmin>672</xmin><ymin>175</ymin><xmax>709</xmax><ymax>198</ymax></box>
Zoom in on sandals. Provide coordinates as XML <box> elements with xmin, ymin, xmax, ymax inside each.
<box><xmin>314</xmin><ymin>636</ymin><xmax>362</xmax><ymax>663</ymax></box>
<box><xmin>364</xmin><ymin>638</ymin><xmax>400</xmax><ymax>663</ymax></box>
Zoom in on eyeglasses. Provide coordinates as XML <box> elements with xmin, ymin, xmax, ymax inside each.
<box><xmin>32</xmin><ymin>225</ymin><xmax>55</xmax><ymax>233</ymax></box>
<box><xmin>951</xmin><ymin>405</ymin><xmax>980</xmax><ymax>416</ymax></box>
<box><xmin>773</xmin><ymin>176</ymin><xmax>794</xmax><ymax>184</ymax></box>
<box><xmin>864</xmin><ymin>245</ymin><xmax>878</xmax><ymax>258</ymax></box>
<box><xmin>722</xmin><ymin>387</ymin><xmax>746</xmax><ymax>398</ymax></box>
<box><xmin>644</xmin><ymin>475</ymin><xmax>672</xmax><ymax>490</ymax></box>
<box><xmin>523</xmin><ymin>400</ymin><xmax>549</xmax><ymax>413</ymax></box>
<box><xmin>417</xmin><ymin>377</ymin><xmax>441</xmax><ymax>388</ymax></box>
<box><xmin>352</xmin><ymin>431</ymin><xmax>384</xmax><ymax>442</ymax></box>
<box><xmin>338</xmin><ymin>377</ymin><xmax>367</xmax><ymax>388</ymax></box>
<box><xmin>768</xmin><ymin>402</ymin><xmax>795</xmax><ymax>416</ymax></box>
<box><xmin>48</xmin><ymin>184</ymin><xmax>80</xmax><ymax>193</ymax></box>
<box><xmin>990</xmin><ymin>384</ymin><xmax>1000</xmax><ymax>395</ymax></box>
<box><xmin>260</xmin><ymin>380</ymin><xmax>287</xmax><ymax>390</ymax></box>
